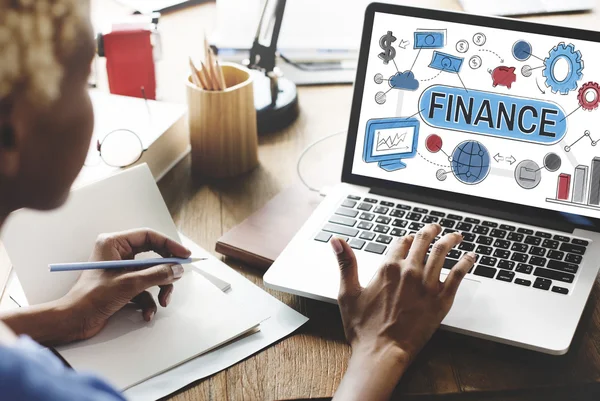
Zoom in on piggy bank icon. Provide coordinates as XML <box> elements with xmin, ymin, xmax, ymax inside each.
<box><xmin>489</xmin><ymin>66</ymin><xmax>517</xmax><ymax>89</ymax></box>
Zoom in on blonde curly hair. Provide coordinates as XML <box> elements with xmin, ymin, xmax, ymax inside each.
<box><xmin>0</xmin><ymin>0</ymin><xmax>90</xmax><ymax>106</ymax></box>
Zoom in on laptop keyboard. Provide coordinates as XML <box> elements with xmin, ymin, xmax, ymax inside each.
<box><xmin>314</xmin><ymin>194</ymin><xmax>591</xmax><ymax>296</ymax></box>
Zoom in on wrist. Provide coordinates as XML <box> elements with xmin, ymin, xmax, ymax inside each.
<box><xmin>351</xmin><ymin>340</ymin><xmax>411</xmax><ymax>378</ymax></box>
<box><xmin>0</xmin><ymin>297</ymin><xmax>83</xmax><ymax>346</ymax></box>
<box><xmin>334</xmin><ymin>341</ymin><xmax>410</xmax><ymax>401</ymax></box>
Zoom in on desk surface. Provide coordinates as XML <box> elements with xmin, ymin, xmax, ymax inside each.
<box><xmin>92</xmin><ymin>2</ymin><xmax>600</xmax><ymax>400</ymax></box>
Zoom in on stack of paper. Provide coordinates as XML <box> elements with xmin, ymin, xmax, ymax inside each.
<box><xmin>0</xmin><ymin>165</ymin><xmax>307</xmax><ymax>395</ymax></box>
<box><xmin>59</xmin><ymin>270</ymin><xmax>262</xmax><ymax>389</ymax></box>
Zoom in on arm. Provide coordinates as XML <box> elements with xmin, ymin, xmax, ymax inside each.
<box><xmin>0</xmin><ymin>228</ymin><xmax>191</xmax><ymax>346</ymax></box>
<box><xmin>0</xmin><ymin>299</ymin><xmax>81</xmax><ymax>346</ymax></box>
<box><xmin>331</xmin><ymin>224</ymin><xmax>476</xmax><ymax>401</ymax></box>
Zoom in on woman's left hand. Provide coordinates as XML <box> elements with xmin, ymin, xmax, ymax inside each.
<box><xmin>1</xmin><ymin>229</ymin><xmax>191</xmax><ymax>346</ymax></box>
<box><xmin>61</xmin><ymin>228</ymin><xmax>191</xmax><ymax>341</ymax></box>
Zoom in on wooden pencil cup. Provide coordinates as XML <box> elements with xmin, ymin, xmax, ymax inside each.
<box><xmin>186</xmin><ymin>63</ymin><xmax>259</xmax><ymax>178</ymax></box>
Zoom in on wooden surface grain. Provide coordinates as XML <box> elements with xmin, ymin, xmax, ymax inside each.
<box><xmin>90</xmin><ymin>1</ymin><xmax>600</xmax><ymax>400</ymax></box>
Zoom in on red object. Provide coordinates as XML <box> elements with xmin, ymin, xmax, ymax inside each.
<box><xmin>490</xmin><ymin>66</ymin><xmax>517</xmax><ymax>89</ymax></box>
<box><xmin>557</xmin><ymin>173</ymin><xmax>571</xmax><ymax>200</ymax></box>
<box><xmin>578</xmin><ymin>82</ymin><xmax>600</xmax><ymax>111</ymax></box>
<box><xmin>425</xmin><ymin>134</ymin><xmax>443</xmax><ymax>153</ymax></box>
<box><xmin>102</xmin><ymin>29</ymin><xmax>156</xmax><ymax>99</ymax></box>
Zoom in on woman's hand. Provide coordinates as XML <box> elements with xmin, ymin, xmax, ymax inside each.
<box><xmin>1</xmin><ymin>229</ymin><xmax>191</xmax><ymax>346</ymax></box>
<box><xmin>62</xmin><ymin>228</ymin><xmax>191</xmax><ymax>341</ymax></box>
<box><xmin>331</xmin><ymin>224</ymin><xmax>476</xmax><ymax>401</ymax></box>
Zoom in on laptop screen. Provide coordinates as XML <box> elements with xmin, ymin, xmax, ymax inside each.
<box><xmin>350</xmin><ymin>9</ymin><xmax>600</xmax><ymax>222</ymax></box>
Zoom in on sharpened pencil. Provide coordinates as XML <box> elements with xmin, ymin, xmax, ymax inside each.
<box><xmin>49</xmin><ymin>257</ymin><xmax>207</xmax><ymax>272</ymax></box>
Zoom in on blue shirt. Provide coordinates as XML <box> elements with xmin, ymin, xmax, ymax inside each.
<box><xmin>0</xmin><ymin>336</ymin><xmax>125</xmax><ymax>401</ymax></box>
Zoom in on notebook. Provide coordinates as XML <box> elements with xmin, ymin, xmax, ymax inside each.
<box><xmin>215</xmin><ymin>186</ymin><xmax>323</xmax><ymax>270</ymax></box>
<box><xmin>1</xmin><ymin>164</ymin><xmax>268</xmax><ymax>390</ymax></box>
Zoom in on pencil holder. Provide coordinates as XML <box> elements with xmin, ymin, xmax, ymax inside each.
<box><xmin>186</xmin><ymin>62</ymin><xmax>259</xmax><ymax>178</ymax></box>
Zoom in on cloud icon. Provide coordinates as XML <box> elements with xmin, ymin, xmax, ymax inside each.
<box><xmin>389</xmin><ymin>71</ymin><xmax>419</xmax><ymax>91</ymax></box>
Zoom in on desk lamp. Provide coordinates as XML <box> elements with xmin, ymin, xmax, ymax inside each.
<box><xmin>246</xmin><ymin>0</ymin><xmax>299</xmax><ymax>133</ymax></box>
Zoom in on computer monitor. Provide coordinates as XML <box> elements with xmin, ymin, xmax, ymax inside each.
<box><xmin>363</xmin><ymin>118</ymin><xmax>420</xmax><ymax>171</ymax></box>
<box><xmin>342</xmin><ymin>4</ymin><xmax>600</xmax><ymax>229</ymax></box>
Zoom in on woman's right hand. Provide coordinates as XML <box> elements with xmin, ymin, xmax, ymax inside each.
<box><xmin>331</xmin><ymin>224</ymin><xmax>476</xmax><ymax>401</ymax></box>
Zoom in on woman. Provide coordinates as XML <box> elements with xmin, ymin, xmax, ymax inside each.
<box><xmin>0</xmin><ymin>1</ymin><xmax>475</xmax><ymax>400</ymax></box>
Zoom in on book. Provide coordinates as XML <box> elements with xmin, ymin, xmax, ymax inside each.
<box><xmin>215</xmin><ymin>186</ymin><xmax>323</xmax><ymax>270</ymax></box>
<box><xmin>74</xmin><ymin>91</ymin><xmax>190</xmax><ymax>188</ymax></box>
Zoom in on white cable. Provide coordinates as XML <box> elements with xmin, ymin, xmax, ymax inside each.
<box><xmin>296</xmin><ymin>130</ymin><xmax>346</xmax><ymax>194</ymax></box>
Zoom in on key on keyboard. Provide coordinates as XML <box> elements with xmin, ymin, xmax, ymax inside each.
<box><xmin>315</xmin><ymin>195</ymin><xmax>590</xmax><ymax>296</ymax></box>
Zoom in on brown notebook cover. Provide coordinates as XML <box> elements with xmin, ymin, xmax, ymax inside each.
<box><xmin>216</xmin><ymin>186</ymin><xmax>323</xmax><ymax>270</ymax></box>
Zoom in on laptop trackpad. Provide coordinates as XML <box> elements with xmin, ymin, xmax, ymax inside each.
<box><xmin>442</xmin><ymin>277</ymin><xmax>481</xmax><ymax>324</ymax></box>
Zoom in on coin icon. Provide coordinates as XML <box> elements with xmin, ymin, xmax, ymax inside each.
<box><xmin>473</xmin><ymin>33</ymin><xmax>486</xmax><ymax>46</ymax></box>
<box><xmin>456</xmin><ymin>40</ymin><xmax>469</xmax><ymax>53</ymax></box>
<box><xmin>469</xmin><ymin>55</ymin><xmax>482</xmax><ymax>69</ymax></box>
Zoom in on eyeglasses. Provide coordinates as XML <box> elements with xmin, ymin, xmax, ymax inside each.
<box><xmin>85</xmin><ymin>129</ymin><xmax>145</xmax><ymax>168</ymax></box>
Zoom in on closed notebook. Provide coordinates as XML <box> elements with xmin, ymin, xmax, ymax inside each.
<box><xmin>1</xmin><ymin>164</ymin><xmax>268</xmax><ymax>390</ymax></box>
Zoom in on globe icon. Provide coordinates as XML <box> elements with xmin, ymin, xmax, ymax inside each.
<box><xmin>451</xmin><ymin>140</ymin><xmax>491</xmax><ymax>185</ymax></box>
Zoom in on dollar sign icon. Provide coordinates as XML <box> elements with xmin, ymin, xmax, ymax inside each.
<box><xmin>473</xmin><ymin>32</ymin><xmax>486</xmax><ymax>46</ymax></box>
<box><xmin>469</xmin><ymin>55</ymin><xmax>482</xmax><ymax>69</ymax></box>
<box><xmin>456</xmin><ymin>40</ymin><xmax>469</xmax><ymax>53</ymax></box>
<box><xmin>379</xmin><ymin>31</ymin><xmax>397</xmax><ymax>64</ymax></box>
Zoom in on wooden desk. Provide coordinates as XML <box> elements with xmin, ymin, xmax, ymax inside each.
<box><xmin>91</xmin><ymin>2</ymin><xmax>600</xmax><ymax>400</ymax></box>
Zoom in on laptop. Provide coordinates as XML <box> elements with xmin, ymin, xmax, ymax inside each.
<box><xmin>264</xmin><ymin>3</ymin><xmax>600</xmax><ymax>355</ymax></box>
<box><xmin>459</xmin><ymin>0</ymin><xmax>594</xmax><ymax>17</ymax></box>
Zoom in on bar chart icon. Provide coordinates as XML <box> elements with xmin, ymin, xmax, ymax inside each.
<box><xmin>557</xmin><ymin>174</ymin><xmax>571</xmax><ymax>200</ymax></box>
<box><xmin>546</xmin><ymin>157</ymin><xmax>600</xmax><ymax>211</ymax></box>
<box><xmin>589</xmin><ymin>157</ymin><xmax>600</xmax><ymax>206</ymax></box>
<box><xmin>573</xmin><ymin>165</ymin><xmax>588</xmax><ymax>204</ymax></box>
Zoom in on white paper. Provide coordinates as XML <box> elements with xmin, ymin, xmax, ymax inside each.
<box><xmin>0</xmin><ymin>242</ymin><xmax>10</xmax><ymax>301</ymax></box>
<box><xmin>2</xmin><ymin>165</ymin><xmax>184</xmax><ymax>305</ymax></box>
<box><xmin>213</xmin><ymin>0</ymin><xmax>400</xmax><ymax>52</ymax></box>
<box><xmin>1</xmin><ymin>163</ymin><xmax>308</xmax><ymax>399</ymax></box>
<box><xmin>1</xmin><ymin>165</ymin><xmax>264</xmax><ymax>391</ymax></box>
<box><xmin>58</xmin><ymin>269</ymin><xmax>263</xmax><ymax>390</ymax></box>
<box><xmin>124</xmin><ymin>234</ymin><xmax>309</xmax><ymax>401</ymax></box>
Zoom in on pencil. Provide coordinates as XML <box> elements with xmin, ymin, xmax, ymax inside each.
<box><xmin>189</xmin><ymin>57</ymin><xmax>210</xmax><ymax>90</ymax></box>
<box><xmin>204</xmin><ymin>35</ymin><xmax>222</xmax><ymax>91</ymax></box>
<box><xmin>196</xmin><ymin>64</ymin><xmax>210</xmax><ymax>90</ymax></box>
<box><xmin>49</xmin><ymin>257</ymin><xmax>207</xmax><ymax>272</ymax></box>
<box><xmin>200</xmin><ymin>61</ymin><xmax>215</xmax><ymax>91</ymax></box>
<box><xmin>188</xmin><ymin>57</ymin><xmax>203</xmax><ymax>88</ymax></box>
<box><xmin>215</xmin><ymin>59</ymin><xmax>226</xmax><ymax>90</ymax></box>
<box><xmin>206</xmin><ymin>49</ymin><xmax>221</xmax><ymax>90</ymax></box>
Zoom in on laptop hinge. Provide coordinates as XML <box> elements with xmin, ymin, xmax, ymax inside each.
<box><xmin>370</xmin><ymin>187</ymin><xmax>576</xmax><ymax>233</ymax></box>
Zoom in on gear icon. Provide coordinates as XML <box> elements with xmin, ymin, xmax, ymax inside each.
<box><xmin>542</xmin><ymin>43</ymin><xmax>584</xmax><ymax>95</ymax></box>
<box><xmin>578</xmin><ymin>82</ymin><xmax>600</xmax><ymax>111</ymax></box>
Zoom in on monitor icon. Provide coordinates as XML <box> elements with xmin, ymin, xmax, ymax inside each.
<box><xmin>363</xmin><ymin>118</ymin><xmax>420</xmax><ymax>171</ymax></box>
